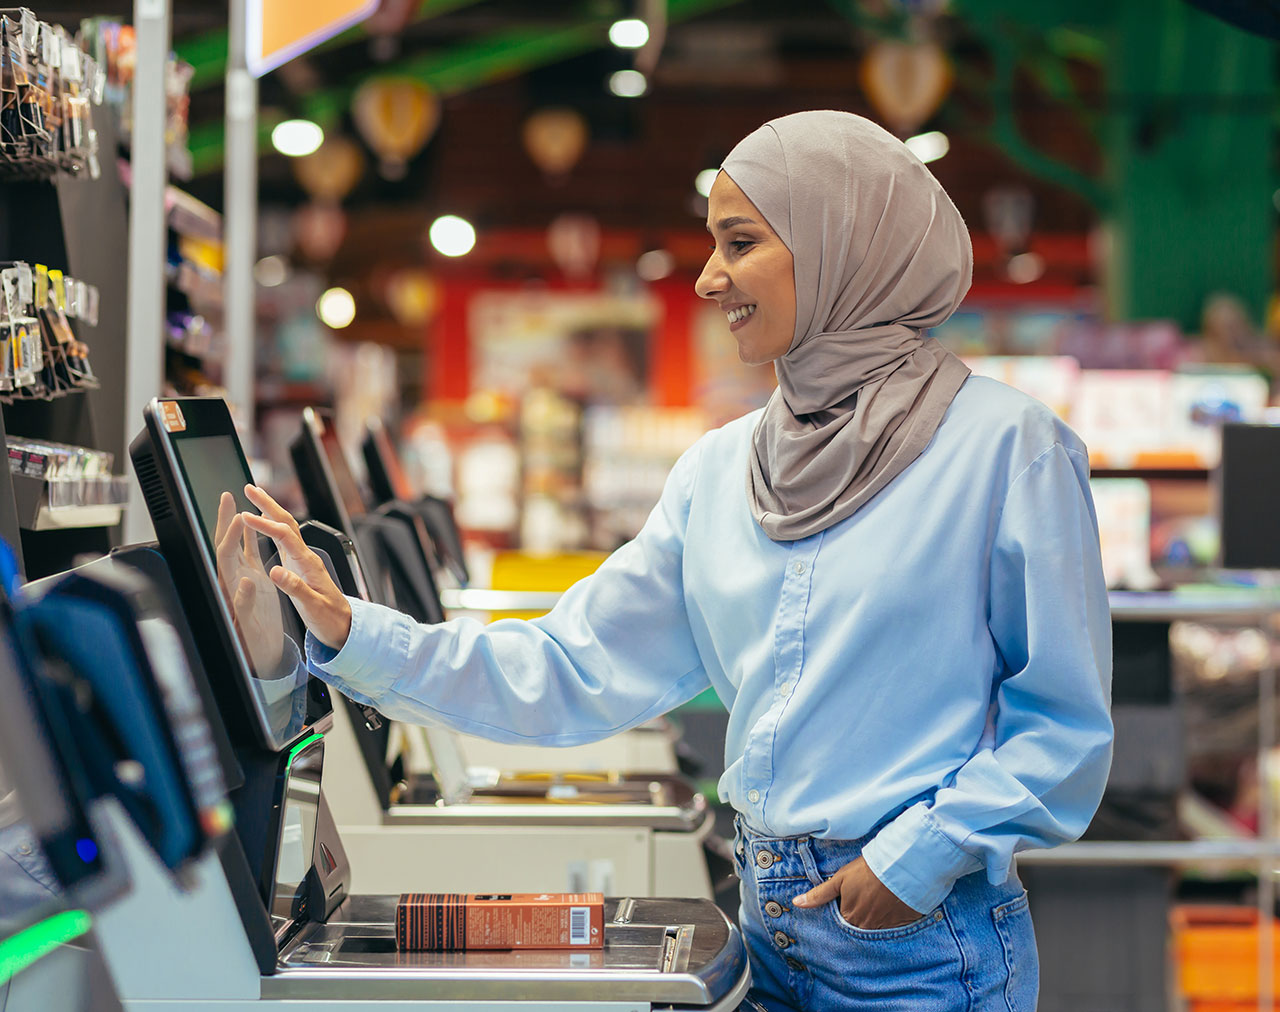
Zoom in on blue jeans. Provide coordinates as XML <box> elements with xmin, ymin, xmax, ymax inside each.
<box><xmin>733</xmin><ymin>817</ymin><xmax>1038</xmax><ymax>1011</ymax></box>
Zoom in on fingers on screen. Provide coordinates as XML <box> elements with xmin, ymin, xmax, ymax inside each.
<box><xmin>215</xmin><ymin>491</ymin><xmax>236</xmax><ymax>546</ymax></box>
<box><xmin>244</xmin><ymin>484</ymin><xmax>297</xmax><ymax>530</ymax></box>
<box><xmin>217</xmin><ymin>512</ymin><xmax>245</xmax><ymax>572</ymax></box>
<box><xmin>242</xmin><ymin>511</ymin><xmax>311</xmax><ymax>565</ymax></box>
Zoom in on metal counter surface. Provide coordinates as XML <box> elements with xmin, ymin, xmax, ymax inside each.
<box><xmin>267</xmin><ymin>896</ymin><xmax>749</xmax><ymax>1006</ymax></box>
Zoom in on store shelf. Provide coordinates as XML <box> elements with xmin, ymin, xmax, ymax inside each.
<box><xmin>440</xmin><ymin>588</ymin><xmax>563</xmax><ymax>613</ymax></box>
<box><xmin>1019</xmin><ymin>839</ymin><xmax>1280</xmax><ymax>867</ymax></box>
<box><xmin>1109</xmin><ymin>590</ymin><xmax>1280</xmax><ymax>623</ymax></box>
<box><xmin>10</xmin><ymin>472</ymin><xmax>128</xmax><ymax>531</ymax></box>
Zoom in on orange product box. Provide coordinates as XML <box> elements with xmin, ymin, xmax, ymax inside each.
<box><xmin>1173</xmin><ymin>904</ymin><xmax>1280</xmax><ymax>1002</ymax></box>
<box><xmin>396</xmin><ymin>892</ymin><xmax>604</xmax><ymax>951</ymax></box>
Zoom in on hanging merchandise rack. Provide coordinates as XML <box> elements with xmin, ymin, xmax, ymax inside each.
<box><xmin>0</xmin><ymin>9</ymin><xmax>133</xmax><ymax>579</ymax></box>
<box><xmin>0</xmin><ymin>8</ymin><xmax>104</xmax><ymax>181</ymax></box>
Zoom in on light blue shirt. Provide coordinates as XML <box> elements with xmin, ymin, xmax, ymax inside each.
<box><xmin>307</xmin><ymin>376</ymin><xmax>1113</xmax><ymax>913</ymax></box>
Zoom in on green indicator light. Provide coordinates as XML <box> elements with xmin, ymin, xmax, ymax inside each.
<box><xmin>0</xmin><ymin>909</ymin><xmax>93</xmax><ymax>985</ymax></box>
<box><xmin>286</xmin><ymin>732</ymin><xmax>325</xmax><ymax>769</ymax></box>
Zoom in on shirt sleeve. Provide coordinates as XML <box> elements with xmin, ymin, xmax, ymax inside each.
<box><xmin>305</xmin><ymin>445</ymin><xmax>711</xmax><ymax>746</ymax></box>
<box><xmin>861</xmin><ymin>442</ymin><xmax>1114</xmax><ymax>913</ymax></box>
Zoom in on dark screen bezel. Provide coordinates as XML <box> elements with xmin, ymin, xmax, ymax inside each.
<box><xmin>143</xmin><ymin>398</ymin><xmax>330</xmax><ymax>751</ymax></box>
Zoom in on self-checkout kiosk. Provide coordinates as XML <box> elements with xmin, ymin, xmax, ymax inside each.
<box><xmin>0</xmin><ymin>554</ymin><xmax>236</xmax><ymax>1012</ymax></box>
<box><xmin>288</xmin><ymin>407</ymin><xmax>712</xmax><ymax>898</ymax></box>
<box><xmin>0</xmin><ymin>567</ymin><xmax>127</xmax><ymax>1012</ymax></box>
<box><xmin>87</xmin><ymin>395</ymin><xmax>749</xmax><ymax>1010</ymax></box>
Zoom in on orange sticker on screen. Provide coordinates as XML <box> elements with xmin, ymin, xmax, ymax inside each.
<box><xmin>159</xmin><ymin>401</ymin><xmax>187</xmax><ymax>433</ymax></box>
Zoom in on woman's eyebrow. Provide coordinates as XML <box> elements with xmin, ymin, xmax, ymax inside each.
<box><xmin>711</xmin><ymin>215</ymin><xmax>758</xmax><ymax>231</ymax></box>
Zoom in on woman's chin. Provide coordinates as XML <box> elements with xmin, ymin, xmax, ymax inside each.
<box><xmin>736</xmin><ymin>342</ymin><xmax>777</xmax><ymax>367</ymax></box>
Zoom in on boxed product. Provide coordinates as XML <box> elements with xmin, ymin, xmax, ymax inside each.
<box><xmin>395</xmin><ymin>892</ymin><xmax>604</xmax><ymax>951</ymax></box>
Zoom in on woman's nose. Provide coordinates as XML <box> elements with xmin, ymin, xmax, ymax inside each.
<box><xmin>695</xmin><ymin>251</ymin><xmax>728</xmax><ymax>300</ymax></box>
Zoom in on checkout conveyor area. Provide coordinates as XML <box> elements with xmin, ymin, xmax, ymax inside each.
<box><xmin>0</xmin><ymin>395</ymin><xmax>750</xmax><ymax>1011</ymax></box>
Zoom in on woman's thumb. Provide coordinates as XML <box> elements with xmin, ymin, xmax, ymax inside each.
<box><xmin>792</xmin><ymin>877</ymin><xmax>840</xmax><ymax>909</ymax></box>
<box><xmin>234</xmin><ymin>575</ymin><xmax>256</xmax><ymax>612</ymax></box>
<box><xmin>269</xmin><ymin>565</ymin><xmax>303</xmax><ymax>595</ymax></box>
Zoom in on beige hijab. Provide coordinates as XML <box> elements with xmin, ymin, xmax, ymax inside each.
<box><xmin>722</xmin><ymin>110</ymin><xmax>973</xmax><ymax>542</ymax></box>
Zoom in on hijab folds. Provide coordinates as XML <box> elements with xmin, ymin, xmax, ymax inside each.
<box><xmin>721</xmin><ymin>110</ymin><xmax>973</xmax><ymax>541</ymax></box>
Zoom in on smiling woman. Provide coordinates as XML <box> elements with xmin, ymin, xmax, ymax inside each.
<box><xmin>696</xmin><ymin>176</ymin><xmax>797</xmax><ymax>366</ymax></box>
<box><xmin>248</xmin><ymin>110</ymin><xmax>1113</xmax><ymax>1012</ymax></box>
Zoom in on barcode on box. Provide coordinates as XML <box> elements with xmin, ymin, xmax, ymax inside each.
<box><xmin>570</xmin><ymin>907</ymin><xmax>589</xmax><ymax>945</ymax></box>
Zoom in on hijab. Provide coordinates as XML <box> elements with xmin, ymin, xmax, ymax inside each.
<box><xmin>720</xmin><ymin>110</ymin><xmax>973</xmax><ymax>542</ymax></box>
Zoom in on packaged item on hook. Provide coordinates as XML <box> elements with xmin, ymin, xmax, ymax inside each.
<box><xmin>0</xmin><ymin>262</ymin><xmax>41</xmax><ymax>395</ymax></box>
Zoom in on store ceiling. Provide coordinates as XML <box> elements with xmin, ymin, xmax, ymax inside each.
<box><xmin>146</xmin><ymin>0</ymin><xmax>1264</xmax><ymax>290</ymax></box>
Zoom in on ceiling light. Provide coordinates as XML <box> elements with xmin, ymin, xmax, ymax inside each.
<box><xmin>271</xmin><ymin>119</ymin><xmax>324</xmax><ymax>158</ymax></box>
<box><xmin>904</xmin><ymin>130</ymin><xmax>949</xmax><ymax>164</ymax></box>
<box><xmin>1006</xmin><ymin>252</ymin><xmax>1045</xmax><ymax>284</ymax></box>
<box><xmin>695</xmin><ymin>168</ymin><xmax>719</xmax><ymax>198</ymax></box>
<box><xmin>609</xmin><ymin>70</ymin><xmax>647</xmax><ymax>98</ymax></box>
<box><xmin>253</xmin><ymin>255</ymin><xmax>288</xmax><ymax>288</ymax></box>
<box><xmin>428</xmin><ymin>215</ymin><xmax>477</xmax><ymax>257</ymax></box>
<box><xmin>317</xmin><ymin>287</ymin><xmax>355</xmax><ymax>328</ymax></box>
<box><xmin>636</xmin><ymin>249</ymin><xmax>675</xmax><ymax>281</ymax></box>
<box><xmin>609</xmin><ymin>19</ymin><xmax>650</xmax><ymax>49</ymax></box>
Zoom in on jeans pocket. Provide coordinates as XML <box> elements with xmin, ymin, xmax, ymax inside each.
<box><xmin>992</xmin><ymin>890</ymin><xmax>1038</xmax><ymax>1012</ymax></box>
<box><xmin>828</xmin><ymin>901</ymin><xmax>939</xmax><ymax>941</ymax></box>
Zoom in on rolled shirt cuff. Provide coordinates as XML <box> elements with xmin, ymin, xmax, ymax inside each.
<box><xmin>859</xmin><ymin>802</ymin><xmax>984</xmax><ymax>913</ymax></box>
<box><xmin>304</xmin><ymin>597</ymin><xmax>411</xmax><ymax>706</ymax></box>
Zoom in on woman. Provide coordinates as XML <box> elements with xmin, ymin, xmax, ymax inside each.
<box><xmin>244</xmin><ymin>110</ymin><xmax>1113</xmax><ymax>1011</ymax></box>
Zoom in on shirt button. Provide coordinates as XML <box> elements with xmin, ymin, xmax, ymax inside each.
<box><xmin>756</xmin><ymin>850</ymin><xmax>776</xmax><ymax>869</ymax></box>
<box><xmin>764</xmin><ymin>901</ymin><xmax>784</xmax><ymax>918</ymax></box>
<box><xmin>17</xmin><ymin>843</ymin><xmax>32</xmax><ymax>856</ymax></box>
<box><xmin>793</xmin><ymin>561</ymin><xmax>806</xmax><ymax>575</ymax></box>
<box><xmin>747</xmin><ymin>789</ymin><xmax>760</xmax><ymax>803</ymax></box>
<box><xmin>773</xmin><ymin>930</ymin><xmax>791</xmax><ymax>949</ymax></box>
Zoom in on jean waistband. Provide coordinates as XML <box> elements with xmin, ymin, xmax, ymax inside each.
<box><xmin>733</xmin><ymin>794</ymin><xmax>921</xmax><ymax>852</ymax></box>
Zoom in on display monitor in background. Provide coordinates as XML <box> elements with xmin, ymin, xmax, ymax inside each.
<box><xmin>291</xmin><ymin>408</ymin><xmax>366</xmax><ymax>535</ymax></box>
<box><xmin>363</xmin><ymin>419</ymin><xmax>470</xmax><ymax>586</ymax></box>
<box><xmin>1219</xmin><ymin>422</ymin><xmax>1280</xmax><ymax>570</ymax></box>
<box><xmin>362</xmin><ymin>417</ymin><xmax>415</xmax><ymax>504</ymax></box>
<box><xmin>319</xmin><ymin>414</ymin><xmax>370</xmax><ymax>521</ymax></box>
<box><xmin>131</xmin><ymin>398</ymin><xmax>329</xmax><ymax>752</ymax></box>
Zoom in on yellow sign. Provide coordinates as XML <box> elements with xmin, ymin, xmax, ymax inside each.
<box><xmin>246</xmin><ymin>0</ymin><xmax>379</xmax><ymax>78</ymax></box>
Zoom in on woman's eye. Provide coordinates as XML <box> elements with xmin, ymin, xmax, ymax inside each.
<box><xmin>729</xmin><ymin>240</ymin><xmax>754</xmax><ymax>254</ymax></box>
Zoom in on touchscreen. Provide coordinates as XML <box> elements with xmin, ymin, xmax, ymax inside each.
<box><xmin>169</xmin><ymin>432</ymin><xmax>308</xmax><ymax>750</ymax></box>
<box><xmin>319</xmin><ymin>426</ymin><xmax>368</xmax><ymax>520</ymax></box>
<box><xmin>272</xmin><ymin>739</ymin><xmax>322</xmax><ymax>928</ymax></box>
<box><xmin>370</xmin><ymin>425</ymin><xmax>414</xmax><ymax>501</ymax></box>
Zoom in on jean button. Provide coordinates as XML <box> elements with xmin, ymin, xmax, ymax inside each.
<box><xmin>764</xmin><ymin>900</ymin><xmax>783</xmax><ymax>918</ymax></box>
<box><xmin>756</xmin><ymin>850</ymin><xmax>776</xmax><ymax>869</ymax></box>
<box><xmin>785</xmin><ymin>957</ymin><xmax>804</xmax><ymax>971</ymax></box>
<box><xmin>773</xmin><ymin>930</ymin><xmax>791</xmax><ymax>949</ymax></box>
